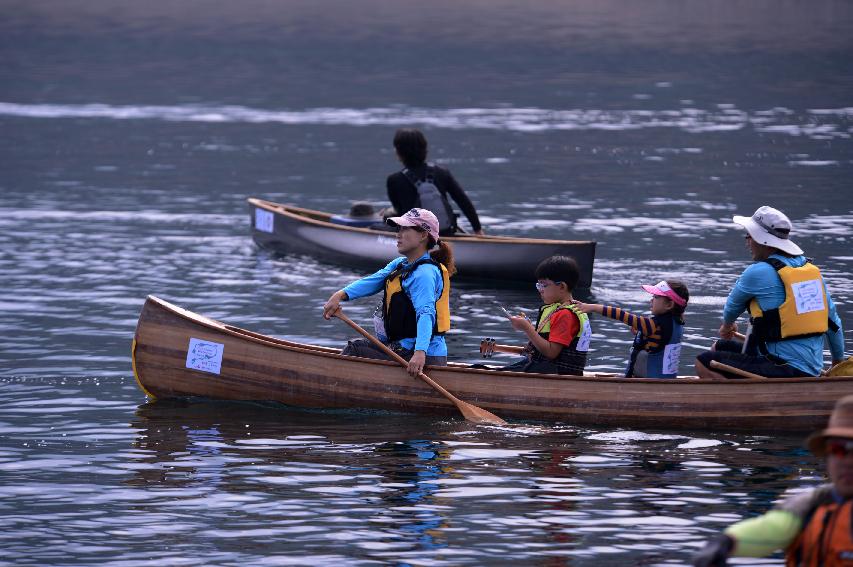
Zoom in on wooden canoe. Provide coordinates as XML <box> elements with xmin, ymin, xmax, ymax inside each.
<box><xmin>132</xmin><ymin>295</ymin><xmax>853</xmax><ymax>432</ymax></box>
<box><xmin>247</xmin><ymin>198</ymin><xmax>597</xmax><ymax>288</ymax></box>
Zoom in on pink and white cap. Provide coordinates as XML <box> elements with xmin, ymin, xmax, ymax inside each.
<box><xmin>386</xmin><ymin>208</ymin><xmax>440</xmax><ymax>242</ymax></box>
<box><xmin>641</xmin><ymin>281</ymin><xmax>687</xmax><ymax>307</ymax></box>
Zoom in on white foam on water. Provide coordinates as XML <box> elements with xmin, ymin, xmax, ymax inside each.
<box><xmin>788</xmin><ymin>160</ymin><xmax>839</xmax><ymax>166</ymax></box>
<box><xmin>433</xmin><ymin>486</ymin><xmax>531</xmax><ymax>498</ymax></box>
<box><xmin>677</xmin><ymin>438</ymin><xmax>724</xmax><ymax>449</ymax></box>
<box><xmin>0</xmin><ymin>208</ymin><xmax>239</xmax><ymax>226</ymax></box>
<box><xmin>0</xmin><ymin>101</ymin><xmax>849</xmax><ymax>139</ymax></box>
<box><xmin>681</xmin><ymin>460</ymin><xmax>729</xmax><ymax>469</ymax></box>
<box><xmin>587</xmin><ymin>431</ymin><xmax>686</xmax><ymax>442</ymax></box>
<box><xmin>446</xmin><ymin>448</ymin><xmax>538</xmax><ymax>461</ymax></box>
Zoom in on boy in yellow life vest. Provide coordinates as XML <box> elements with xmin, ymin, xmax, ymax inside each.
<box><xmin>694</xmin><ymin>395</ymin><xmax>853</xmax><ymax>567</ymax></box>
<box><xmin>498</xmin><ymin>255</ymin><xmax>592</xmax><ymax>375</ymax></box>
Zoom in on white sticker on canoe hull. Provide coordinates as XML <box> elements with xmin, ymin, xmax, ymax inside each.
<box><xmin>255</xmin><ymin>208</ymin><xmax>274</xmax><ymax>233</ymax></box>
<box><xmin>186</xmin><ymin>338</ymin><xmax>224</xmax><ymax>375</ymax></box>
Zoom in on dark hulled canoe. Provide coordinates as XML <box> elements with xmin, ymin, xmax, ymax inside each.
<box><xmin>132</xmin><ymin>295</ymin><xmax>853</xmax><ymax>431</ymax></box>
<box><xmin>248</xmin><ymin>198</ymin><xmax>596</xmax><ymax>287</ymax></box>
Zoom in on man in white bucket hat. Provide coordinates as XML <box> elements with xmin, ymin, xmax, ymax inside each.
<box><xmin>695</xmin><ymin>205</ymin><xmax>845</xmax><ymax>379</ymax></box>
<box><xmin>733</xmin><ymin>205</ymin><xmax>804</xmax><ymax>256</ymax></box>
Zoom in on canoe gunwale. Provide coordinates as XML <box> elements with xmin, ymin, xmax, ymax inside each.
<box><xmin>248</xmin><ymin>197</ymin><xmax>596</xmax><ymax>246</ymax></box>
<box><xmin>139</xmin><ymin>295</ymin><xmax>834</xmax><ymax>386</ymax></box>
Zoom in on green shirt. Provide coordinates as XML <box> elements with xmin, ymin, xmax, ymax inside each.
<box><xmin>726</xmin><ymin>484</ymin><xmax>835</xmax><ymax>557</ymax></box>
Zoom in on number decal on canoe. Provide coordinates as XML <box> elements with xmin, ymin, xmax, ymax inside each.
<box><xmin>376</xmin><ymin>236</ymin><xmax>396</xmax><ymax>247</ymax></box>
<box><xmin>186</xmin><ymin>338</ymin><xmax>224</xmax><ymax>375</ymax></box>
<box><xmin>255</xmin><ymin>208</ymin><xmax>274</xmax><ymax>233</ymax></box>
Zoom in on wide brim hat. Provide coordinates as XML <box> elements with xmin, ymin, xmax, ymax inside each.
<box><xmin>733</xmin><ymin>206</ymin><xmax>803</xmax><ymax>256</ymax></box>
<box><xmin>806</xmin><ymin>394</ymin><xmax>853</xmax><ymax>456</ymax></box>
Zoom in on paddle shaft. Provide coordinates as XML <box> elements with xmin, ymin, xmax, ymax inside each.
<box><xmin>710</xmin><ymin>360</ymin><xmax>768</xmax><ymax>380</ymax></box>
<box><xmin>334</xmin><ymin>311</ymin><xmax>506</xmax><ymax>425</ymax></box>
<box><xmin>492</xmin><ymin>344</ymin><xmax>526</xmax><ymax>355</ymax></box>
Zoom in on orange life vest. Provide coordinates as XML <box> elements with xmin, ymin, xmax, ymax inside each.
<box><xmin>786</xmin><ymin>499</ymin><xmax>853</xmax><ymax>566</ymax></box>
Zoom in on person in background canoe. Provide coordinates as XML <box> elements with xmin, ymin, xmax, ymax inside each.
<box><xmin>322</xmin><ymin>208</ymin><xmax>454</xmax><ymax>376</ymax></box>
<box><xmin>386</xmin><ymin>128</ymin><xmax>485</xmax><ymax>236</ymax></box>
<box><xmin>695</xmin><ymin>206</ymin><xmax>845</xmax><ymax>379</ymax></box>
<box><xmin>572</xmin><ymin>280</ymin><xmax>690</xmax><ymax>378</ymax></box>
<box><xmin>499</xmin><ymin>255</ymin><xmax>592</xmax><ymax>375</ymax></box>
<box><xmin>693</xmin><ymin>394</ymin><xmax>853</xmax><ymax>566</ymax></box>
<box><xmin>328</xmin><ymin>202</ymin><xmax>387</xmax><ymax>229</ymax></box>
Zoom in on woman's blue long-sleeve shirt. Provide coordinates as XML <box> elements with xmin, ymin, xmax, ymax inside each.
<box><xmin>723</xmin><ymin>254</ymin><xmax>845</xmax><ymax>375</ymax></box>
<box><xmin>342</xmin><ymin>253</ymin><xmax>446</xmax><ymax>356</ymax></box>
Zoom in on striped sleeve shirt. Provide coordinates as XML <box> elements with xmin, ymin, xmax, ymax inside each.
<box><xmin>600</xmin><ymin>306</ymin><xmax>661</xmax><ymax>348</ymax></box>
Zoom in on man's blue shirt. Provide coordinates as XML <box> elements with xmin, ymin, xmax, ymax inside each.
<box><xmin>343</xmin><ymin>253</ymin><xmax>446</xmax><ymax>356</ymax></box>
<box><xmin>723</xmin><ymin>254</ymin><xmax>845</xmax><ymax>375</ymax></box>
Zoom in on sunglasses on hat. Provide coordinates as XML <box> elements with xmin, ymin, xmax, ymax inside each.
<box><xmin>826</xmin><ymin>439</ymin><xmax>853</xmax><ymax>458</ymax></box>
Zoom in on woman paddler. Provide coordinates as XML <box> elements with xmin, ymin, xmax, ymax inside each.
<box><xmin>322</xmin><ymin>208</ymin><xmax>455</xmax><ymax>377</ymax></box>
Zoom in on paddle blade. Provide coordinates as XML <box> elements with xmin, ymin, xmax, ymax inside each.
<box><xmin>828</xmin><ymin>357</ymin><xmax>853</xmax><ymax>377</ymax></box>
<box><xmin>457</xmin><ymin>401</ymin><xmax>507</xmax><ymax>425</ymax></box>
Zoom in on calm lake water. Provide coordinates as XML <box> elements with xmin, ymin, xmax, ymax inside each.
<box><xmin>1</xmin><ymin>1</ymin><xmax>852</xmax><ymax>564</ymax></box>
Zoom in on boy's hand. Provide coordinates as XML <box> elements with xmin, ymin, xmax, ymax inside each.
<box><xmin>509</xmin><ymin>314</ymin><xmax>533</xmax><ymax>333</ymax></box>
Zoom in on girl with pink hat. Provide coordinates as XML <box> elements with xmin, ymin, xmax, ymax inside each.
<box><xmin>572</xmin><ymin>279</ymin><xmax>689</xmax><ymax>378</ymax></box>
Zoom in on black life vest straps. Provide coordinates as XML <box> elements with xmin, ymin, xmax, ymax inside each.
<box><xmin>382</xmin><ymin>258</ymin><xmax>444</xmax><ymax>342</ymax></box>
<box><xmin>752</xmin><ymin>257</ymin><xmax>833</xmax><ymax>344</ymax></box>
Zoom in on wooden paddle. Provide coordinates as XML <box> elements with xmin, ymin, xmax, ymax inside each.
<box><xmin>710</xmin><ymin>360</ymin><xmax>768</xmax><ymax>380</ymax></box>
<box><xmin>334</xmin><ymin>310</ymin><xmax>507</xmax><ymax>426</ymax></box>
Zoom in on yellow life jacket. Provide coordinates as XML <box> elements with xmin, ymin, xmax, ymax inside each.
<box><xmin>382</xmin><ymin>258</ymin><xmax>450</xmax><ymax>342</ymax></box>
<box><xmin>748</xmin><ymin>258</ymin><xmax>830</xmax><ymax>342</ymax></box>
<box><xmin>536</xmin><ymin>302</ymin><xmax>590</xmax><ymax>341</ymax></box>
<box><xmin>527</xmin><ymin>302</ymin><xmax>592</xmax><ymax>375</ymax></box>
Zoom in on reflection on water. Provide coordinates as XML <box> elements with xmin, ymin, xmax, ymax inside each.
<box><xmin>2</xmin><ymin>0</ymin><xmax>852</xmax><ymax>563</ymax></box>
<box><xmin>0</xmin><ymin>379</ymin><xmax>824</xmax><ymax>565</ymax></box>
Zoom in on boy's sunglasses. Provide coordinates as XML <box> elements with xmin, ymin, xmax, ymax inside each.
<box><xmin>826</xmin><ymin>439</ymin><xmax>853</xmax><ymax>458</ymax></box>
<box><xmin>535</xmin><ymin>281</ymin><xmax>563</xmax><ymax>292</ymax></box>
